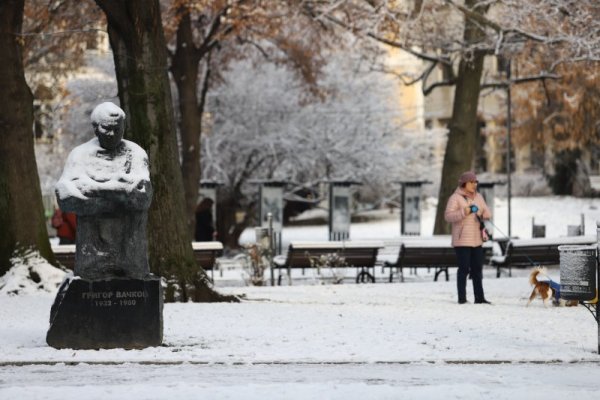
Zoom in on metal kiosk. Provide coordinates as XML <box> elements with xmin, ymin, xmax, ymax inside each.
<box><xmin>255</xmin><ymin>180</ymin><xmax>286</xmax><ymax>255</ymax></box>
<box><xmin>327</xmin><ymin>180</ymin><xmax>360</xmax><ymax>241</ymax></box>
<box><xmin>397</xmin><ymin>180</ymin><xmax>431</xmax><ymax>236</ymax></box>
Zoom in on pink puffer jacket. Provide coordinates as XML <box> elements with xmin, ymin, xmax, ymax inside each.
<box><xmin>444</xmin><ymin>188</ymin><xmax>492</xmax><ymax>247</ymax></box>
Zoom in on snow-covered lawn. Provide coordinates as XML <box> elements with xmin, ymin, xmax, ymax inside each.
<box><xmin>2</xmin><ymin>274</ymin><xmax>600</xmax><ymax>398</ymax></box>
<box><xmin>2</xmin><ymin>195</ymin><xmax>600</xmax><ymax>398</ymax></box>
<box><xmin>1</xmin><ymin>275</ymin><xmax>599</xmax><ymax>364</ymax></box>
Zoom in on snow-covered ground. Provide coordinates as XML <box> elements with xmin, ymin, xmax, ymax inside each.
<box><xmin>3</xmin><ymin>275</ymin><xmax>600</xmax><ymax>399</ymax></box>
<box><xmin>2</xmin><ymin>196</ymin><xmax>600</xmax><ymax>399</ymax></box>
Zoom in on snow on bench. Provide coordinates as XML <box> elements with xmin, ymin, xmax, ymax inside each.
<box><xmin>273</xmin><ymin>240</ymin><xmax>384</xmax><ymax>285</ymax></box>
<box><xmin>491</xmin><ymin>235</ymin><xmax>597</xmax><ymax>277</ymax></box>
<box><xmin>191</xmin><ymin>241</ymin><xmax>224</xmax><ymax>272</ymax></box>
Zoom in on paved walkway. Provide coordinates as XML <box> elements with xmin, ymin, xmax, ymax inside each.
<box><xmin>2</xmin><ymin>362</ymin><xmax>600</xmax><ymax>399</ymax></box>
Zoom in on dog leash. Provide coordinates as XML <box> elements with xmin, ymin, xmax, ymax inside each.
<box><xmin>460</xmin><ymin>194</ymin><xmax>543</xmax><ymax>267</ymax></box>
<box><xmin>485</xmin><ymin>219</ymin><xmax>541</xmax><ymax>267</ymax></box>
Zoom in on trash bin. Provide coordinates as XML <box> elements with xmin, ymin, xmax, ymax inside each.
<box><xmin>559</xmin><ymin>244</ymin><xmax>597</xmax><ymax>301</ymax></box>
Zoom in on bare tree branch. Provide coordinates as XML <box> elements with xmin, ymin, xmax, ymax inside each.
<box><xmin>481</xmin><ymin>73</ymin><xmax>561</xmax><ymax>89</ymax></box>
<box><xmin>423</xmin><ymin>79</ymin><xmax>456</xmax><ymax>96</ymax></box>
<box><xmin>319</xmin><ymin>12</ymin><xmax>452</xmax><ymax>66</ymax></box>
<box><xmin>445</xmin><ymin>0</ymin><xmax>572</xmax><ymax>48</ymax></box>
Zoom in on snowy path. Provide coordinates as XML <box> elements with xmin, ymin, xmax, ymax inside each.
<box><xmin>2</xmin><ymin>362</ymin><xmax>600</xmax><ymax>399</ymax></box>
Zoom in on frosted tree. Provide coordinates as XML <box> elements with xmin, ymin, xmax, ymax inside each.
<box><xmin>302</xmin><ymin>0</ymin><xmax>600</xmax><ymax>232</ymax></box>
<box><xmin>23</xmin><ymin>0</ymin><xmax>103</xmax><ymax>142</ymax></box>
<box><xmin>491</xmin><ymin>2</ymin><xmax>600</xmax><ymax>195</ymax></box>
<box><xmin>201</xmin><ymin>49</ymin><xmax>431</xmax><ymax>247</ymax></box>
<box><xmin>163</xmin><ymin>0</ymin><xmax>332</xmax><ymax>236</ymax></box>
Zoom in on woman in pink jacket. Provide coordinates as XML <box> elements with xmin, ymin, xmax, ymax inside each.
<box><xmin>444</xmin><ymin>171</ymin><xmax>492</xmax><ymax>304</ymax></box>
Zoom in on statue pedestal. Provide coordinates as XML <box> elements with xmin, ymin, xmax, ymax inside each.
<box><xmin>46</xmin><ymin>277</ymin><xmax>163</xmax><ymax>349</ymax></box>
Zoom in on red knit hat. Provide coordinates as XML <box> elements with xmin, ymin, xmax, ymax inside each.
<box><xmin>458</xmin><ymin>171</ymin><xmax>477</xmax><ymax>185</ymax></box>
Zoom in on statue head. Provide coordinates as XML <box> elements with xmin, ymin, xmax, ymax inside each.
<box><xmin>91</xmin><ymin>102</ymin><xmax>126</xmax><ymax>150</ymax></box>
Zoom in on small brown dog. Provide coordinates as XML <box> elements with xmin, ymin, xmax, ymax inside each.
<box><xmin>527</xmin><ymin>267</ymin><xmax>578</xmax><ymax>307</ymax></box>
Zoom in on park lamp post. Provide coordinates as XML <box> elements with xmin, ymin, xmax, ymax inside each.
<box><xmin>506</xmin><ymin>59</ymin><xmax>513</xmax><ymax>238</ymax></box>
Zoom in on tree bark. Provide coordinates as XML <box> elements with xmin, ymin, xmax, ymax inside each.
<box><xmin>170</xmin><ymin>5</ymin><xmax>226</xmax><ymax>239</ymax></box>
<box><xmin>170</xmin><ymin>12</ymin><xmax>204</xmax><ymax>238</ymax></box>
<box><xmin>433</xmin><ymin>0</ymin><xmax>489</xmax><ymax>235</ymax></box>
<box><xmin>94</xmin><ymin>0</ymin><xmax>236</xmax><ymax>302</ymax></box>
<box><xmin>548</xmin><ymin>149</ymin><xmax>592</xmax><ymax>196</ymax></box>
<box><xmin>0</xmin><ymin>0</ymin><xmax>55</xmax><ymax>273</ymax></box>
<box><xmin>216</xmin><ymin>191</ymin><xmax>254</xmax><ymax>250</ymax></box>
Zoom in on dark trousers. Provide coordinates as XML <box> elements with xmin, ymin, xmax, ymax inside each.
<box><xmin>454</xmin><ymin>246</ymin><xmax>485</xmax><ymax>303</ymax></box>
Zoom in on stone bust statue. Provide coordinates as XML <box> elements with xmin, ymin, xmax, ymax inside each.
<box><xmin>55</xmin><ymin>102</ymin><xmax>153</xmax><ymax>280</ymax></box>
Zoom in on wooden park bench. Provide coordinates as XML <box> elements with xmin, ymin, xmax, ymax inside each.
<box><xmin>52</xmin><ymin>244</ymin><xmax>76</xmax><ymax>269</ymax></box>
<box><xmin>191</xmin><ymin>241</ymin><xmax>223</xmax><ymax>279</ymax></box>
<box><xmin>273</xmin><ymin>240</ymin><xmax>384</xmax><ymax>285</ymax></box>
<box><xmin>53</xmin><ymin>242</ymin><xmax>223</xmax><ymax>277</ymax></box>
<box><xmin>490</xmin><ymin>235</ymin><xmax>597</xmax><ymax>277</ymax></box>
<box><xmin>383</xmin><ymin>237</ymin><xmax>494</xmax><ymax>283</ymax></box>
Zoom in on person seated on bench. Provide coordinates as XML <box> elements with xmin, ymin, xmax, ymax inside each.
<box><xmin>444</xmin><ymin>171</ymin><xmax>492</xmax><ymax>305</ymax></box>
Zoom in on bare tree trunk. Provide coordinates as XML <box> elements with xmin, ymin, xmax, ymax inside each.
<box><xmin>216</xmin><ymin>192</ymin><xmax>253</xmax><ymax>250</ymax></box>
<box><xmin>0</xmin><ymin>0</ymin><xmax>55</xmax><ymax>273</ymax></box>
<box><xmin>433</xmin><ymin>0</ymin><xmax>489</xmax><ymax>235</ymax></box>
<box><xmin>548</xmin><ymin>149</ymin><xmax>592</xmax><ymax>196</ymax></box>
<box><xmin>94</xmin><ymin>0</ymin><xmax>236</xmax><ymax>302</ymax></box>
<box><xmin>170</xmin><ymin>6</ymin><xmax>222</xmax><ymax>239</ymax></box>
<box><xmin>171</xmin><ymin>12</ymin><xmax>202</xmax><ymax>238</ymax></box>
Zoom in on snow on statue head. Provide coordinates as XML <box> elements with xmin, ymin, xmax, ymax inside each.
<box><xmin>91</xmin><ymin>102</ymin><xmax>126</xmax><ymax>150</ymax></box>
